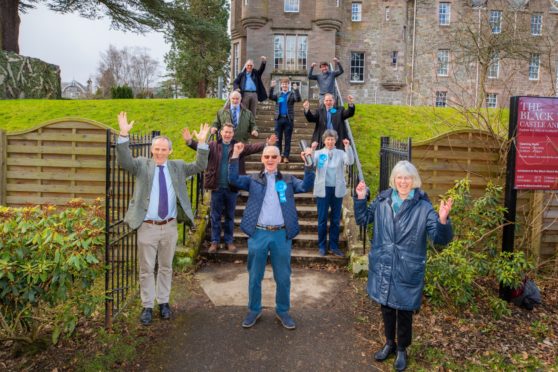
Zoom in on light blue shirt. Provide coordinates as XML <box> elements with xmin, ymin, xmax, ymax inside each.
<box><xmin>244</xmin><ymin>72</ymin><xmax>257</xmax><ymax>91</ymax></box>
<box><xmin>257</xmin><ymin>171</ymin><xmax>285</xmax><ymax>226</ymax></box>
<box><xmin>325</xmin><ymin>151</ymin><xmax>337</xmax><ymax>187</ymax></box>
<box><xmin>391</xmin><ymin>188</ymin><xmax>415</xmax><ymax>215</ymax></box>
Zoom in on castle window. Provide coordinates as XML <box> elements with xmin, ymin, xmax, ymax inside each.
<box><xmin>486</xmin><ymin>93</ymin><xmax>497</xmax><ymax>108</ymax></box>
<box><xmin>437</xmin><ymin>49</ymin><xmax>449</xmax><ymax>76</ymax></box>
<box><xmin>233</xmin><ymin>43</ymin><xmax>240</xmax><ymax>77</ymax></box>
<box><xmin>352</xmin><ymin>3</ymin><xmax>362</xmax><ymax>22</ymax></box>
<box><xmin>350</xmin><ymin>52</ymin><xmax>365</xmax><ymax>82</ymax></box>
<box><xmin>284</xmin><ymin>0</ymin><xmax>299</xmax><ymax>13</ymax></box>
<box><xmin>274</xmin><ymin>34</ymin><xmax>307</xmax><ymax>71</ymax></box>
<box><xmin>488</xmin><ymin>51</ymin><xmax>499</xmax><ymax>79</ymax></box>
<box><xmin>391</xmin><ymin>51</ymin><xmax>398</xmax><ymax>67</ymax></box>
<box><xmin>531</xmin><ymin>13</ymin><xmax>542</xmax><ymax>35</ymax></box>
<box><xmin>385</xmin><ymin>6</ymin><xmax>390</xmax><ymax>21</ymax></box>
<box><xmin>529</xmin><ymin>53</ymin><xmax>540</xmax><ymax>80</ymax></box>
<box><xmin>435</xmin><ymin>91</ymin><xmax>447</xmax><ymax>107</ymax></box>
<box><xmin>489</xmin><ymin>10</ymin><xmax>502</xmax><ymax>34</ymax></box>
<box><xmin>439</xmin><ymin>3</ymin><xmax>450</xmax><ymax>26</ymax></box>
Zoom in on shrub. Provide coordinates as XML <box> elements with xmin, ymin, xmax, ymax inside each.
<box><xmin>111</xmin><ymin>85</ymin><xmax>134</xmax><ymax>99</ymax></box>
<box><xmin>0</xmin><ymin>199</ymin><xmax>105</xmax><ymax>344</ymax></box>
<box><xmin>424</xmin><ymin>178</ymin><xmax>533</xmax><ymax>318</ymax></box>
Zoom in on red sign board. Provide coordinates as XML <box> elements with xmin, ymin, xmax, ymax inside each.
<box><xmin>514</xmin><ymin>97</ymin><xmax>558</xmax><ymax>190</ymax></box>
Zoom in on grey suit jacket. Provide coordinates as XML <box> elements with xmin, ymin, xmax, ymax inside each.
<box><xmin>116</xmin><ymin>141</ymin><xmax>209</xmax><ymax>230</ymax></box>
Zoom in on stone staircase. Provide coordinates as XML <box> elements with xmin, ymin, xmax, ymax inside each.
<box><xmin>200</xmin><ymin>100</ymin><xmax>349</xmax><ymax>264</ymax></box>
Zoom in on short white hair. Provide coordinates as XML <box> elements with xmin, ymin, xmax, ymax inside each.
<box><xmin>244</xmin><ymin>59</ymin><xmax>254</xmax><ymax>69</ymax></box>
<box><xmin>229</xmin><ymin>90</ymin><xmax>241</xmax><ymax>100</ymax></box>
<box><xmin>389</xmin><ymin>161</ymin><xmax>421</xmax><ymax>189</ymax></box>
<box><xmin>262</xmin><ymin>145</ymin><xmax>280</xmax><ymax>156</ymax></box>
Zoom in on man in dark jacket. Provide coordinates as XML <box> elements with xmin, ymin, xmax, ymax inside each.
<box><xmin>229</xmin><ymin>144</ymin><xmax>314</xmax><ymax>330</ymax></box>
<box><xmin>185</xmin><ymin>123</ymin><xmax>276</xmax><ymax>253</ymax></box>
<box><xmin>307</xmin><ymin>58</ymin><xmax>344</xmax><ymax>104</ymax></box>
<box><xmin>303</xmin><ymin>93</ymin><xmax>355</xmax><ymax>150</ymax></box>
<box><xmin>233</xmin><ymin>56</ymin><xmax>268</xmax><ymax>117</ymax></box>
<box><xmin>269</xmin><ymin>77</ymin><xmax>301</xmax><ymax>163</ymax></box>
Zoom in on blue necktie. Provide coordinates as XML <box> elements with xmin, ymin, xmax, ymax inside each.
<box><xmin>232</xmin><ymin>107</ymin><xmax>238</xmax><ymax>128</ymax></box>
<box><xmin>158</xmin><ymin>165</ymin><xmax>168</xmax><ymax>219</ymax></box>
<box><xmin>326</xmin><ymin>110</ymin><xmax>332</xmax><ymax>130</ymax></box>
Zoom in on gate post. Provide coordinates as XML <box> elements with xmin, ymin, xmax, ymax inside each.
<box><xmin>0</xmin><ymin>130</ymin><xmax>6</xmax><ymax>205</ymax></box>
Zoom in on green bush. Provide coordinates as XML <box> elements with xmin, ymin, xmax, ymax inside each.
<box><xmin>0</xmin><ymin>200</ymin><xmax>105</xmax><ymax>344</ymax></box>
<box><xmin>424</xmin><ymin>178</ymin><xmax>533</xmax><ymax>318</ymax></box>
<box><xmin>111</xmin><ymin>85</ymin><xmax>134</xmax><ymax>99</ymax></box>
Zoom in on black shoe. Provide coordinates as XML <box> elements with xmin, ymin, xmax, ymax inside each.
<box><xmin>394</xmin><ymin>349</ymin><xmax>408</xmax><ymax>372</ymax></box>
<box><xmin>159</xmin><ymin>303</ymin><xmax>172</xmax><ymax>320</ymax></box>
<box><xmin>374</xmin><ymin>342</ymin><xmax>397</xmax><ymax>361</ymax></box>
<box><xmin>140</xmin><ymin>308</ymin><xmax>153</xmax><ymax>325</ymax></box>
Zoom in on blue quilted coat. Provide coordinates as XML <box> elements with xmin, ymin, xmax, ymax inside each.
<box><xmin>354</xmin><ymin>188</ymin><xmax>453</xmax><ymax>311</ymax></box>
<box><xmin>229</xmin><ymin>158</ymin><xmax>315</xmax><ymax>240</ymax></box>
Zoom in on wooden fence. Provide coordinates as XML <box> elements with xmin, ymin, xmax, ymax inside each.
<box><xmin>412</xmin><ymin>129</ymin><xmax>557</xmax><ymax>261</ymax></box>
<box><xmin>0</xmin><ymin>118</ymin><xmax>115</xmax><ymax>207</ymax></box>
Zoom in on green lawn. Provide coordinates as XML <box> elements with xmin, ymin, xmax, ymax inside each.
<box><xmin>0</xmin><ymin>98</ymin><xmax>505</xmax><ymax>188</ymax></box>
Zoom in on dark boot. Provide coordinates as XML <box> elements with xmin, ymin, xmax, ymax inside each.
<box><xmin>159</xmin><ymin>303</ymin><xmax>172</xmax><ymax>320</ymax></box>
<box><xmin>140</xmin><ymin>308</ymin><xmax>153</xmax><ymax>325</ymax></box>
<box><xmin>374</xmin><ymin>342</ymin><xmax>397</xmax><ymax>361</ymax></box>
<box><xmin>394</xmin><ymin>349</ymin><xmax>408</xmax><ymax>371</ymax></box>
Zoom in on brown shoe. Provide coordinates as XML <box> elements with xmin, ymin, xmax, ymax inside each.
<box><xmin>208</xmin><ymin>242</ymin><xmax>218</xmax><ymax>253</ymax></box>
<box><xmin>227</xmin><ymin>243</ymin><xmax>238</xmax><ymax>253</ymax></box>
<box><xmin>282</xmin><ymin>156</ymin><xmax>289</xmax><ymax>163</ymax></box>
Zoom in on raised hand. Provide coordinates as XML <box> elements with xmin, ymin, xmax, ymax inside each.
<box><xmin>356</xmin><ymin>181</ymin><xmax>367</xmax><ymax>200</ymax></box>
<box><xmin>303</xmin><ymin>100</ymin><xmax>310</xmax><ymax>111</ymax></box>
<box><xmin>232</xmin><ymin>142</ymin><xmax>244</xmax><ymax>158</ymax></box>
<box><xmin>267</xmin><ymin>134</ymin><xmax>278</xmax><ymax>145</ymax></box>
<box><xmin>347</xmin><ymin>95</ymin><xmax>354</xmax><ymax>104</ymax></box>
<box><xmin>271</xmin><ymin>80</ymin><xmax>276</xmax><ymax>88</ymax></box>
<box><xmin>251</xmin><ymin>130</ymin><xmax>259</xmax><ymax>138</ymax></box>
<box><xmin>333</xmin><ymin>57</ymin><xmax>339</xmax><ymax>64</ymax></box>
<box><xmin>342</xmin><ymin>139</ymin><xmax>350</xmax><ymax>148</ymax></box>
<box><xmin>311</xmin><ymin>62</ymin><xmax>317</xmax><ymax>68</ymax></box>
<box><xmin>117</xmin><ymin>112</ymin><xmax>134</xmax><ymax>136</ymax></box>
<box><xmin>182</xmin><ymin>127</ymin><xmax>193</xmax><ymax>144</ymax></box>
<box><xmin>311</xmin><ymin>141</ymin><xmax>318</xmax><ymax>150</ymax></box>
<box><xmin>438</xmin><ymin>198</ymin><xmax>453</xmax><ymax>224</ymax></box>
<box><xmin>210</xmin><ymin>127</ymin><xmax>218</xmax><ymax>135</ymax></box>
<box><xmin>261</xmin><ymin>56</ymin><xmax>267</xmax><ymax>61</ymax></box>
<box><xmin>193</xmin><ymin>123</ymin><xmax>210</xmax><ymax>144</ymax></box>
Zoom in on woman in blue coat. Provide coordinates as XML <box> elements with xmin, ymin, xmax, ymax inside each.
<box><xmin>354</xmin><ymin>161</ymin><xmax>453</xmax><ymax>372</ymax></box>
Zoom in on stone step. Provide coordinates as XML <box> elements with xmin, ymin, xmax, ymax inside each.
<box><xmin>199</xmin><ymin>246</ymin><xmax>348</xmax><ymax>265</ymax></box>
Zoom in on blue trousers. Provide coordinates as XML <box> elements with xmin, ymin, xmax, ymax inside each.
<box><xmin>274</xmin><ymin>117</ymin><xmax>293</xmax><ymax>157</ymax></box>
<box><xmin>210</xmin><ymin>188</ymin><xmax>238</xmax><ymax>244</ymax></box>
<box><xmin>316</xmin><ymin>186</ymin><xmax>342</xmax><ymax>251</ymax></box>
<box><xmin>247</xmin><ymin>228</ymin><xmax>292</xmax><ymax>314</ymax></box>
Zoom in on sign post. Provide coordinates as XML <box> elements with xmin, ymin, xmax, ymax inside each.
<box><xmin>501</xmin><ymin>96</ymin><xmax>558</xmax><ymax>298</ymax></box>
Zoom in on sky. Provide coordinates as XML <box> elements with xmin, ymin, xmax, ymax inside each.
<box><xmin>19</xmin><ymin>4</ymin><xmax>170</xmax><ymax>85</ymax></box>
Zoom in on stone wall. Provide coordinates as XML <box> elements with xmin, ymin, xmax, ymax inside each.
<box><xmin>0</xmin><ymin>50</ymin><xmax>61</xmax><ymax>99</ymax></box>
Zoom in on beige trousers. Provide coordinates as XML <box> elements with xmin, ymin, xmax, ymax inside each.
<box><xmin>137</xmin><ymin>220</ymin><xmax>178</xmax><ymax>308</ymax></box>
<box><xmin>242</xmin><ymin>91</ymin><xmax>258</xmax><ymax>117</ymax></box>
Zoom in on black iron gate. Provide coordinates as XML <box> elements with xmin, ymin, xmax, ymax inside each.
<box><xmin>379</xmin><ymin>136</ymin><xmax>412</xmax><ymax>192</ymax></box>
<box><xmin>104</xmin><ymin>129</ymin><xmax>159</xmax><ymax>329</ymax></box>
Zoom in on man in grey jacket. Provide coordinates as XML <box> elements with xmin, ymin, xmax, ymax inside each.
<box><xmin>116</xmin><ymin>112</ymin><xmax>209</xmax><ymax>325</ymax></box>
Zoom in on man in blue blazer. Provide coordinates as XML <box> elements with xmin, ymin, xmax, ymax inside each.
<box><xmin>116</xmin><ymin>112</ymin><xmax>209</xmax><ymax>325</ymax></box>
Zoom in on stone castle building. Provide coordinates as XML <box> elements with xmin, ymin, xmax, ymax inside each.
<box><xmin>230</xmin><ymin>0</ymin><xmax>558</xmax><ymax>107</ymax></box>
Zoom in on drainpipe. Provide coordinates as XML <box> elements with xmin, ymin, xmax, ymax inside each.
<box><xmin>409</xmin><ymin>0</ymin><xmax>417</xmax><ymax>106</ymax></box>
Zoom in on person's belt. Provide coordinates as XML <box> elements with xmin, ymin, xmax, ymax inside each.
<box><xmin>144</xmin><ymin>218</ymin><xmax>175</xmax><ymax>225</ymax></box>
<box><xmin>244</xmin><ymin>90</ymin><xmax>257</xmax><ymax>93</ymax></box>
<box><xmin>278</xmin><ymin>114</ymin><xmax>289</xmax><ymax>118</ymax></box>
<box><xmin>256</xmin><ymin>224</ymin><xmax>285</xmax><ymax>231</ymax></box>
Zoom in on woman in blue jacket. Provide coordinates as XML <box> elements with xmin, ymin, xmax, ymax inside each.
<box><xmin>354</xmin><ymin>161</ymin><xmax>453</xmax><ymax>372</ymax></box>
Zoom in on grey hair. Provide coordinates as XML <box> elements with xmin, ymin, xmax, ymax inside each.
<box><xmin>389</xmin><ymin>161</ymin><xmax>422</xmax><ymax>189</ymax></box>
<box><xmin>229</xmin><ymin>90</ymin><xmax>242</xmax><ymax>100</ymax></box>
<box><xmin>262</xmin><ymin>145</ymin><xmax>280</xmax><ymax>156</ymax></box>
<box><xmin>151</xmin><ymin>135</ymin><xmax>172</xmax><ymax>151</ymax></box>
<box><xmin>322</xmin><ymin>129</ymin><xmax>338</xmax><ymax>142</ymax></box>
<box><xmin>244</xmin><ymin>59</ymin><xmax>254</xmax><ymax>69</ymax></box>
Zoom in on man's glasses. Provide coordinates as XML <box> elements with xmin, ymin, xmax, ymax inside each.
<box><xmin>263</xmin><ymin>155</ymin><xmax>278</xmax><ymax>160</ymax></box>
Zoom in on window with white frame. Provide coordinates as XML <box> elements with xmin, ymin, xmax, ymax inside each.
<box><xmin>352</xmin><ymin>2</ymin><xmax>362</xmax><ymax>22</ymax></box>
<box><xmin>488</xmin><ymin>51</ymin><xmax>499</xmax><ymax>79</ymax></box>
<box><xmin>529</xmin><ymin>53</ymin><xmax>540</xmax><ymax>80</ymax></box>
<box><xmin>486</xmin><ymin>93</ymin><xmax>497</xmax><ymax>108</ymax></box>
<box><xmin>439</xmin><ymin>3</ymin><xmax>450</xmax><ymax>26</ymax></box>
<box><xmin>233</xmin><ymin>43</ymin><xmax>240</xmax><ymax>77</ymax></box>
<box><xmin>284</xmin><ymin>0</ymin><xmax>299</xmax><ymax>12</ymax></box>
<box><xmin>435</xmin><ymin>91</ymin><xmax>447</xmax><ymax>107</ymax></box>
<box><xmin>274</xmin><ymin>34</ymin><xmax>307</xmax><ymax>71</ymax></box>
<box><xmin>531</xmin><ymin>13</ymin><xmax>542</xmax><ymax>35</ymax></box>
<box><xmin>489</xmin><ymin>10</ymin><xmax>502</xmax><ymax>34</ymax></box>
<box><xmin>437</xmin><ymin>49</ymin><xmax>449</xmax><ymax>76</ymax></box>
<box><xmin>350</xmin><ymin>52</ymin><xmax>365</xmax><ymax>82</ymax></box>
